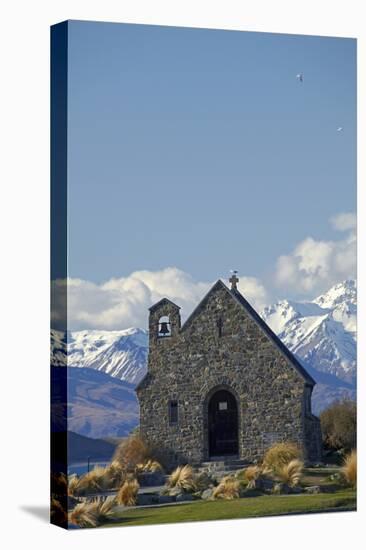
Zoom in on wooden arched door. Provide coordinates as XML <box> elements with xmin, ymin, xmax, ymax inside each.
<box><xmin>208</xmin><ymin>389</ymin><xmax>238</xmax><ymax>457</ymax></box>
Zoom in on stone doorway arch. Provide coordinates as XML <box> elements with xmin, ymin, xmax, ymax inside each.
<box><xmin>208</xmin><ymin>388</ymin><xmax>239</xmax><ymax>457</ymax></box>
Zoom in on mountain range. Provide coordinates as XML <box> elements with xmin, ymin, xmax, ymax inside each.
<box><xmin>51</xmin><ymin>279</ymin><xmax>356</xmax><ymax>438</ymax></box>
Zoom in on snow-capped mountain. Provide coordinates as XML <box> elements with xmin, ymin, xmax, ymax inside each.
<box><xmin>262</xmin><ymin>280</ymin><xmax>356</xmax><ymax>385</ymax></box>
<box><xmin>51</xmin><ymin>327</ymin><xmax>148</xmax><ymax>385</ymax></box>
<box><xmin>51</xmin><ymin>280</ymin><xmax>356</xmax><ymax>429</ymax></box>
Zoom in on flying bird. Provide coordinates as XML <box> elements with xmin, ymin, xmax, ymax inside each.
<box><xmin>337</xmin><ymin>127</ymin><xmax>343</xmax><ymax>132</ymax></box>
<box><xmin>296</xmin><ymin>73</ymin><xmax>304</xmax><ymax>82</ymax></box>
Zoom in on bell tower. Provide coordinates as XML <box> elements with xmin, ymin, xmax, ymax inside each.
<box><xmin>148</xmin><ymin>298</ymin><xmax>181</xmax><ymax>348</ymax></box>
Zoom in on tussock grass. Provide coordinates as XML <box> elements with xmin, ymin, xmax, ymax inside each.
<box><xmin>277</xmin><ymin>459</ymin><xmax>303</xmax><ymax>487</ymax></box>
<box><xmin>104</xmin><ymin>461</ymin><xmax>126</xmax><ymax>488</ymax></box>
<box><xmin>116</xmin><ymin>477</ymin><xmax>140</xmax><ymax>506</ymax></box>
<box><xmin>69</xmin><ymin>461</ymin><xmax>126</xmax><ymax>497</ymax></box>
<box><xmin>136</xmin><ymin>459</ymin><xmax>164</xmax><ymax>474</ymax></box>
<box><xmin>51</xmin><ymin>472</ymin><xmax>67</xmax><ymax>496</ymax></box>
<box><xmin>212</xmin><ymin>476</ymin><xmax>240</xmax><ymax>500</ymax></box>
<box><xmin>74</xmin><ymin>466</ymin><xmax>108</xmax><ymax>495</ymax></box>
<box><xmin>263</xmin><ymin>442</ymin><xmax>302</xmax><ymax>475</ymax></box>
<box><xmin>69</xmin><ymin>501</ymin><xmax>99</xmax><ymax>528</ymax></box>
<box><xmin>242</xmin><ymin>466</ymin><xmax>261</xmax><ymax>488</ymax></box>
<box><xmin>51</xmin><ymin>497</ymin><xmax>67</xmax><ymax>525</ymax></box>
<box><xmin>69</xmin><ymin>497</ymin><xmax>116</xmax><ymax>528</ymax></box>
<box><xmin>167</xmin><ymin>465</ymin><xmax>197</xmax><ymax>493</ymax></box>
<box><xmin>341</xmin><ymin>450</ymin><xmax>357</xmax><ymax>488</ymax></box>
<box><xmin>113</xmin><ymin>435</ymin><xmax>150</xmax><ymax>471</ymax></box>
<box><xmin>67</xmin><ymin>474</ymin><xmax>80</xmax><ymax>496</ymax></box>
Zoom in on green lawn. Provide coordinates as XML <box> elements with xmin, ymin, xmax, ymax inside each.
<box><xmin>103</xmin><ymin>490</ymin><xmax>356</xmax><ymax>528</ymax></box>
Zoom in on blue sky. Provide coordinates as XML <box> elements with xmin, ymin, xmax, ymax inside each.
<box><xmin>63</xmin><ymin>21</ymin><xmax>356</xmax><ymax>327</ymax></box>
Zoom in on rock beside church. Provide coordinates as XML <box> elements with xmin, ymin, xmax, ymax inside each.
<box><xmin>304</xmin><ymin>485</ymin><xmax>321</xmax><ymax>494</ymax></box>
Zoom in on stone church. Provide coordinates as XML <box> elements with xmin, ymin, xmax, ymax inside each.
<box><xmin>136</xmin><ymin>275</ymin><xmax>322</xmax><ymax>467</ymax></box>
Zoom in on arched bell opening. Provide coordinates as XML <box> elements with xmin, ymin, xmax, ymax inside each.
<box><xmin>158</xmin><ymin>315</ymin><xmax>171</xmax><ymax>338</ymax></box>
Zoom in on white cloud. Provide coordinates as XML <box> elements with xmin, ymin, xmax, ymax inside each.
<box><xmin>51</xmin><ymin>267</ymin><xmax>269</xmax><ymax>331</ymax></box>
<box><xmin>330</xmin><ymin>212</ymin><xmax>357</xmax><ymax>232</ymax></box>
<box><xmin>274</xmin><ymin>213</ymin><xmax>356</xmax><ymax>295</ymax></box>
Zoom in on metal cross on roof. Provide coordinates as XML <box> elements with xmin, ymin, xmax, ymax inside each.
<box><xmin>229</xmin><ymin>271</ymin><xmax>239</xmax><ymax>290</ymax></box>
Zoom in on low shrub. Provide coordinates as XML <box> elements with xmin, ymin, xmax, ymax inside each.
<box><xmin>212</xmin><ymin>476</ymin><xmax>240</xmax><ymax>500</ymax></box>
<box><xmin>195</xmin><ymin>471</ymin><xmax>216</xmax><ymax>491</ymax></box>
<box><xmin>341</xmin><ymin>450</ymin><xmax>357</xmax><ymax>488</ymax></box>
<box><xmin>116</xmin><ymin>477</ymin><xmax>140</xmax><ymax>506</ymax></box>
<box><xmin>320</xmin><ymin>399</ymin><xmax>356</xmax><ymax>452</ymax></box>
<box><xmin>263</xmin><ymin>442</ymin><xmax>302</xmax><ymax>475</ymax></box>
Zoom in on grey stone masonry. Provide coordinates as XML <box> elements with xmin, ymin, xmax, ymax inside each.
<box><xmin>136</xmin><ymin>279</ymin><xmax>322</xmax><ymax>469</ymax></box>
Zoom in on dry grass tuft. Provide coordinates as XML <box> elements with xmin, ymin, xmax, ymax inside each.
<box><xmin>74</xmin><ymin>466</ymin><xmax>108</xmax><ymax>495</ymax></box>
<box><xmin>69</xmin><ymin>461</ymin><xmax>126</xmax><ymax>497</ymax></box>
<box><xmin>240</xmin><ymin>465</ymin><xmax>261</xmax><ymax>488</ymax></box>
<box><xmin>136</xmin><ymin>459</ymin><xmax>164</xmax><ymax>474</ymax></box>
<box><xmin>104</xmin><ymin>461</ymin><xmax>126</xmax><ymax>488</ymax></box>
<box><xmin>95</xmin><ymin>496</ymin><xmax>117</xmax><ymax>522</ymax></box>
<box><xmin>69</xmin><ymin>496</ymin><xmax>116</xmax><ymax>528</ymax></box>
<box><xmin>341</xmin><ymin>450</ymin><xmax>357</xmax><ymax>488</ymax></box>
<box><xmin>263</xmin><ymin>442</ymin><xmax>302</xmax><ymax>475</ymax></box>
<box><xmin>212</xmin><ymin>476</ymin><xmax>240</xmax><ymax>500</ymax></box>
<box><xmin>116</xmin><ymin>477</ymin><xmax>140</xmax><ymax>506</ymax></box>
<box><xmin>51</xmin><ymin>472</ymin><xmax>68</xmax><ymax>496</ymax></box>
<box><xmin>69</xmin><ymin>501</ymin><xmax>99</xmax><ymax>528</ymax></box>
<box><xmin>167</xmin><ymin>465</ymin><xmax>197</xmax><ymax>493</ymax></box>
<box><xmin>277</xmin><ymin>459</ymin><xmax>304</xmax><ymax>487</ymax></box>
<box><xmin>113</xmin><ymin>435</ymin><xmax>150</xmax><ymax>471</ymax></box>
<box><xmin>51</xmin><ymin>497</ymin><xmax>67</xmax><ymax>525</ymax></box>
<box><xmin>67</xmin><ymin>474</ymin><xmax>80</xmax><ymax>496</ymax></box>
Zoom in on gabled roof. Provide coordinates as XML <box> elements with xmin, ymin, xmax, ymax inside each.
<box><xmin>182</xmin><ymin>279</ymin><xmax>316</xmax><ymax>386</ymax></box>
<box><xmin>149</xmin><ymin>297</ymin><xmax>181</xmax><ymax>312</ymax></box>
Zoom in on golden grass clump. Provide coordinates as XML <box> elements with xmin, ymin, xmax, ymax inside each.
<box><xmin>73</xmin><ymin>466</ymin><xmax>109</xmax><ymax>495</ymax></box>
<box><xmin>51</xmin><ymin>497</ymin><xmax>68</xmax><ymax>526</ymax></box>
<box><xmin>67</xmin><ymin>474</ymin><xmax>79</xmax><ymax>496</ymax></box>
<box><xmin>104</xmin><ymin>461</ymin><xmax>126</xmax><ymax>488</ymax></box>
<box><xmin>136</xmin><ymin>459</ymin><xmax>164</xmax><ymax>474</ymax></box>
<box><xmin>262</xmin><ymin>442</ymin><xmax>302</xmax><ymax>475</ymax></box>
<box><xmin>69</xmin><ymin>497</ymin><xmax>116</xmax><ymax>528</ymax></box>
<box><xmin>241</xmin><ymin>465</ymin><xmax>261</xmax><ymax>488</ymax></box>
<box><xmin>341</xmin><ymin>450</ymin><xmax>357</xmax><ymax>488</ymax></box>
<box><xmin>69</xmin><ymin>461</ymin><xmax>126</xmax><ymax>497</ymax></box>
<box><xmin>212</xmin><ymin>476</ymin><xmax>240</xmax><ymax>500</ymax></box>
<box><xmin>113</xmin><ymin>435</ymin><xmax>150</xmax><ymax>471</ymax></box>
<box><xmin>167</xmin><ymin>465</ymin><xmax>197</xmax><ymax>493</ymax></box>
<box><xmin>51</xmin><ymin>472</ymin><xmax>68</xmax><ymax>496</ymax></box>
<box><xmin>116</xmin><ymin>477</ymin><xmax>140</xmax><ymax>506</ymax></box>
<box><xmin>277</xmin><ymin>459</ymin><xmax>304</xmax><ymax>487</ymax></box>
<box><xmin>69</xmin><ymin>501</ymin><xmax>99</xmax><ymax>528</ymax></box>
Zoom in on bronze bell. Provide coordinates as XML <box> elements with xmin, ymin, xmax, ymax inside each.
<box><xmin>159</xmin><ymin>321</ymin><xmax>170</xmax><ymax>335</ymax></box>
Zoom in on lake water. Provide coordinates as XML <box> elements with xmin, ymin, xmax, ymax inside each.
<box><xmin>68</xmin><ymin>460</ymin><xmax>109</xmax><ymax>476</ymax></box>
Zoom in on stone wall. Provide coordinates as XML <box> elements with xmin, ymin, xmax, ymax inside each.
<box><xmin>137</xmin><ymin>282</ymin><xmax>322</xmax><ymax>468</ymax></box>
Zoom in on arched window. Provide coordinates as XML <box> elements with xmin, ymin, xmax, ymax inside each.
<box><xmin>158</xmin><ymin>315</ymin><xmax>171</xmax><ymax>337</ymax></box>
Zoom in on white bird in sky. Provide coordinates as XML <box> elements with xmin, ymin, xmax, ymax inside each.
<box><xmin>296</xmin><ymin>73</ymin><xmax>304</xmax><ymax>82</ymax></box>
<box><xmin>337</xmin><ymin>127</ymin><xmax>343</xmax><ymax>132</ymax></box>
